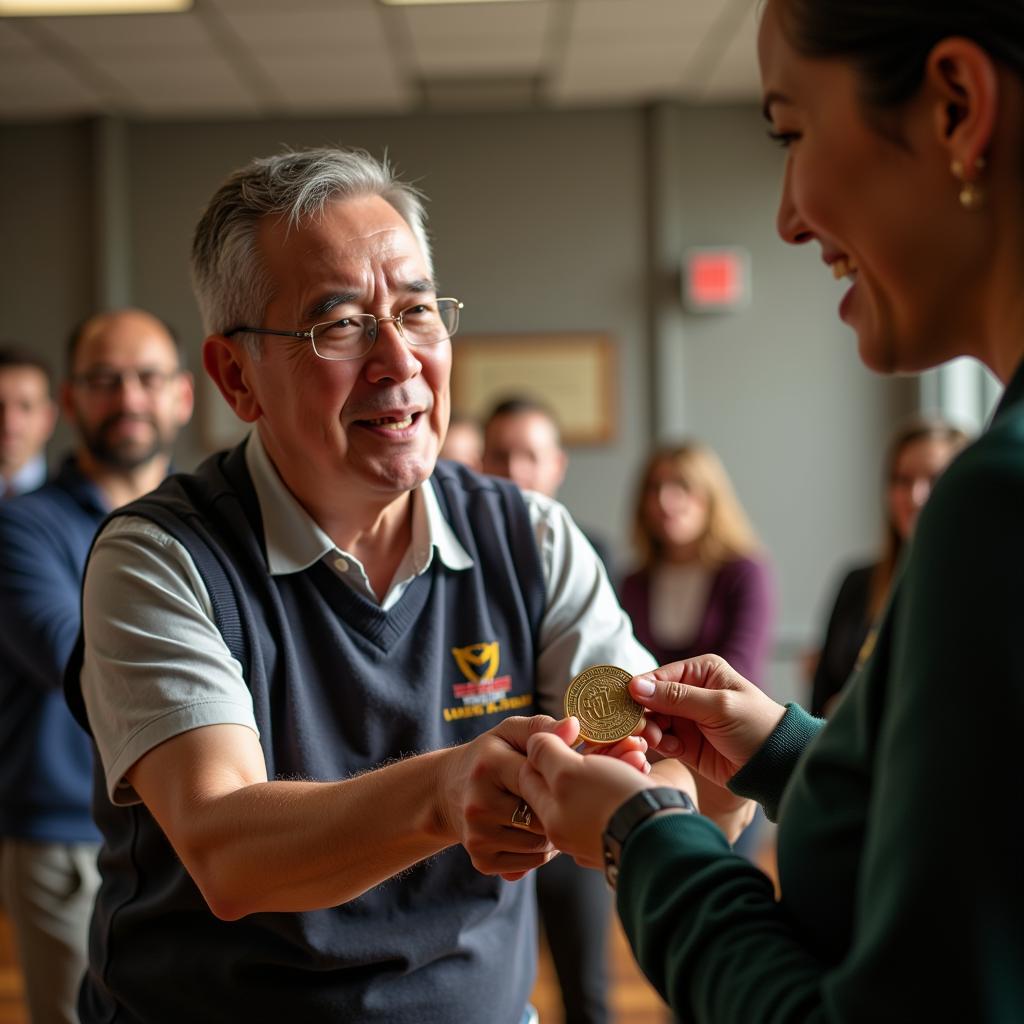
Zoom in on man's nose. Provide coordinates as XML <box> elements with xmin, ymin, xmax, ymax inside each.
<box><xmin>364</xmin><ymin>319</ymin><xmax>420</xmax><ymax>383</ymax></box>
<box><xmin>111</xmin><ymin>371</ymin><xmax>152</xmax><ymax>409</ymax></box>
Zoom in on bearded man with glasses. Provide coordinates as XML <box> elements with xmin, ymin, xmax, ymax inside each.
<box><xmin>64</xmin><ymin>147</ymin><xmax>655</xmax><ymax>1024</ymax></box>
<box><xmin>0</xmin><ymin>308</ymin><xmax>193</xmax><ymax>1024</ymax></box>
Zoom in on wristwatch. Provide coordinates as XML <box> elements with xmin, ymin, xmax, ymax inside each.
<box><xmin>602</xmin><ymin>787</ymin><xmax>696</xmax><ymax>890</ymax></box>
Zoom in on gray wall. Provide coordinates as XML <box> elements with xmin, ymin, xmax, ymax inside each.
<box><xmin>651</xmin><ymin>105</ymin><xmax>917</xmax><ymax>643</ymax></box>
<box><xmin>0</xmin><ymin>106</ymin><xmax>920</xmax><ymax>704</ymax></box>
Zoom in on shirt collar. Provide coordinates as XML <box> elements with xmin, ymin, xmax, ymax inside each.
<box><xmin>245</xmin><ymin>429</ymin><xmax>472</xmax><ymax>577</ymax></box>
<box><xmin>0</xmin><ymin>453</ymin><xmax>47</xmax><ymax>498</ymax></box>
<box><xmin>57</xmin><ymin>455</ymin><xmax>111</xmax><ymax>515</ymax></box>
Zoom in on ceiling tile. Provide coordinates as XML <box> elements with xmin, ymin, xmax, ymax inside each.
<box><xmin>0</xmin><ymin>20</ymin><xmax>39</xmax><ymax>54</ymax></box>
<box><xmin>567</xmin><ymin>0</ymin><xmax>719</xmax><ymax>37</ymax></box>
<box><xmin>398</xmin><ymin>0</ymin><xmax>551</xmax><ymax>40</ymax></box>
<box><xmin>415</xmin><ymin>38</ymin><xmax>543</xmax><ymax>76</ymax></box>
<box><xmin>550</xmin><ymin>37</ymin><xmax>703</xmax><ymax>101</ymax></box>
<box><xmin>255</xmin><ymin>53</ymin><xmax>408</xmax><ymax>106</ymax></box>
<box><xmin>0</xmin><ymin>51</ymin><xmax>103</xmax><ymax>116</ymax></box>
<box><xmin>276</xmin><ymin>80</ymin><xmax>412</xmax><ymax>113</ymax></box>
<box><xmin>218</xmin><ymin>7</ymin><xmax>389</xmax><ymax>53</ymax></box>
<box><xmin>34</xmin><ymin>12</ymin><xmax>212</xmax><ymax>52</ymax></box>
<box><xmin>400</xmin><ymin>0</ymin><xmax>550</xmax><ymax>77</ymax></box>
<box><xmin>98</xmin><ymin>54</ymin><xmax>251</xmax><ymax>105</ymax></box>
<box><xmin>696</xmin><ymin>1</ymin><xmax>760</xmax><ymax>101</ymax></box>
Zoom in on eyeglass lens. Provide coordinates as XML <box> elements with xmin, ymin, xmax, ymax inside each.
<box><xmin>75</xmin><ymin>368</ymin><xmax>178</xmax><ymax>394</ymax></box>
<box><xmin>311</xmin><ymin>299</ymin><xmax>460</xmax><ymax>361</ymax></box>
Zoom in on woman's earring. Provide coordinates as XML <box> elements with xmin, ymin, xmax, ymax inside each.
<box><xmin>951</xmin><ymin>157</ymin><xmax>986</xmax><ymax>211</ymax></box>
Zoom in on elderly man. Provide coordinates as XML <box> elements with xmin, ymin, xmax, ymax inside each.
<box><xmin>66</xmin><ymin>148</ymin><xmax>652</xmax><ymax>1023</ymax></box>
<box><xmin>0</xmin><ymin>345</ymin><xmax>57</xmax><ymax>498</ymax></box>
<box><xmin>0</xmin><ymin>310</ymin><xmax>193</xmax><ymax>1024</ymax></box>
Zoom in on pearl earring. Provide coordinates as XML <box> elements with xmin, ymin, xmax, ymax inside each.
<box><xmin>951</xmin><ymin>157</ymin><xmax>987</xmax><ymax>210</ymax></box>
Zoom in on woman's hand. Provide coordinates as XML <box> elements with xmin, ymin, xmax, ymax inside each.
<box><xmin>633</xmin><ymin>654</ymin><xmax>787</xmax><ymax>788</ymax></box>
<box><xmin>519</xmin><ymin>724</ymin><xmax>698</xmax><ymax>869</ymax></box>
<box><xmin>692</xmin><ymin>773</ymin><xmax>756</xmax><ymax>846</ymax></box>
<box><xmin>647</xmin><ymin>759</ymin><xmax>755</xmax><ymax>846</ymax></box>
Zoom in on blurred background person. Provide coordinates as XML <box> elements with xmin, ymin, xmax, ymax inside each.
<box><xmin>0</xmin><ymin>309</ymin><xmax>193</xmax><ymax>1024</ymax></box>
<box><xmin>808</xmin><ymin>416</ymin><xmax>969</xmax><ymax>718</ymax></box>
<box><xmin>439</xmin><ymin>410</ymin><xmax>484</xmax><ymax>472</ymax></box>
<box><xmin>618</xmin><ymin>442</ymin><xmax>775</xmax><ymax>864</ymax></box>
<box><xmin>619</xmin><ymin>442</ymin><xmax>775</xmax><ymax>686</ymax></box>
<box><xmin>482</xmin><ymin>392</ymin><xmax>615</xmax><ymax>1024</ymax></box>
<box><xmin>0</xmin><ymin>345</ymin><xmax>57</xmax><ymax>499</ymax></box>
<box><xmin>484</xmin><ymin>394</ymin><xmax>611</xmax><ymax>573</ymax></box>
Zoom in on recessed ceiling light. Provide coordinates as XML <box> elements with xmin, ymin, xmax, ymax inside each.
<box><xmin>0</xmin><ymin>0</ymin><xmax>191</xmax><ymax>14</ymax></box>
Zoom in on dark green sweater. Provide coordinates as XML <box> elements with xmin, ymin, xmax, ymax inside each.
<box><xmin>618</xmin><ymin>361</ymin><xmax>1024</xmax><ymax>1022</ymax></box>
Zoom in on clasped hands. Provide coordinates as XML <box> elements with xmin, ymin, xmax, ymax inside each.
<box><xmin>445</xmin><ymin>654</ymin><xmax>786</xmax><ymax>877</ymax></box>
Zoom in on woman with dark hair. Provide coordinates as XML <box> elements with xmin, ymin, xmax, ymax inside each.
<box><xmin>517</xmin><ymin>1</ymin><xmax>1024</xmax><ymax>1019</ymax></box>
<box><xmin>809</xmin><ymin>416</ymin><xmax>968</xmax><ymax>716</ymax></box>
<box><xmin>619</xmin><ymin>443</ymin><xmax>775</xmax><ymax>687</ymax></box>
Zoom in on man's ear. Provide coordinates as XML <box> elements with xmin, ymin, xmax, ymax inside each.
<box><xmin>202</xmin><ymin>336</ymin><xmax>262</xmax><ymax>424</ymax></box>
<box><xmin>926</xmin><ymin>37</ymin><xmax>998</xmax><ymax>176</ymax></box>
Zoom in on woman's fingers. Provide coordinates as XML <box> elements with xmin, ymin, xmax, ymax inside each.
<box><xmin>629</xmin><ymin>655</ymin><xmax>744</xmax><ymax>724</ymax></box>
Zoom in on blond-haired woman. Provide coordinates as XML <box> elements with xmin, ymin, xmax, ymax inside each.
<box><xmin>618</xmin><ymin>443</ymin><xmax>776</xmax><ymax>687</ymax></box>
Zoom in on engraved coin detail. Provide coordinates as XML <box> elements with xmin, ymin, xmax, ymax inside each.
<box><xmin>564</xmin><ymin>664</ymin><xmax>644</xmax><ymax>744</ymax></box>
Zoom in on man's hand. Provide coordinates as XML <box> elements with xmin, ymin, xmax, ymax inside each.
<box><xmin>518</xmin><ymin>727</ymin><xmax>697</xmax><ymax>870</ymax></box>
<box><xmin>632</xmin><ymin>654</ymin><xmax>786</xmax><ymax>788</ymax></box>
<box><xmin>435</xmin><ymin>715</ymin><xmax>568</xmax><ymax>879</ymax></box>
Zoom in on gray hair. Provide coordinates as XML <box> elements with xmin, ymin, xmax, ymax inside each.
<box><xmin>190</xmin><ymin>147</ymin><xmax>432</xmax><ymax>342</ymax></box>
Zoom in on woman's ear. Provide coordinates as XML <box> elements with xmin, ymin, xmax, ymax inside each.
<box><xmin>926</xmin><ymin>37</ymin><xmax>998</xmax><ymax>177</ymax></box>
<box><xmin>202</xmin><ymin>336</ymin><xmax>262</xmax><ymax>424</ymax></box>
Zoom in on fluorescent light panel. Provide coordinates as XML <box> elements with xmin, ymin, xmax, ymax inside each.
<box><xmin>0</xmin><ymin>0</ymin><xmax>191</xmax><ymax>14</ymax></box>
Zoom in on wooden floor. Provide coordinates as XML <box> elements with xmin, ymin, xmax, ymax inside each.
<box><xmin>0</xmin><ymin>915</ymin><xmax>25</xmax><ymax>1024</ymax></box>
<box><xmin>532</xmin><ymin>918</ymin><xmax>672</xmax><ymax>1024</ymax></box>
<box><xmin>0</xmin><ymin>910</ymin><xmax>668</xmax><ymax>1024</ymax></box>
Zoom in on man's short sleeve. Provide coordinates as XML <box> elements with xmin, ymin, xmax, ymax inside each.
<box><xmin>525</xmin><ymin>492</ymin><xmax>656</xmax><ymax>715</ymax></box>
<box><xmin>80</xmin><ymin>515</ymin><xmax>259</xmax><ymax>805</ymax></box>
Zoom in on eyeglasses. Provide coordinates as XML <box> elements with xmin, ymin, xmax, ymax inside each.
<box><xmin>71</xmin><ymin>368</ymin><xmax>181</xmax><ymax>395</ymax></box>
<box><xmin>224</xmin><ymin>297</ymin><xmax>463</xmax><ymax>362</ymax></box>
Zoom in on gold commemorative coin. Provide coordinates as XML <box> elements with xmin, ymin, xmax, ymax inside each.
<box><xmin>564</xmin><ymin>664</ymin><xmax>644</xmax><ymax>744</ymax></box>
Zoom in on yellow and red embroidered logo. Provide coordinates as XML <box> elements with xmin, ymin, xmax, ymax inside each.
<box><xmin>444</xmin><ymin>641</ymin><xmax>532</xmax><ymax>721</ymax></box>
<box><xmin>452</xmin><ymin>641</ymin><xmax>500</xmax><ymax>684</ymax></box>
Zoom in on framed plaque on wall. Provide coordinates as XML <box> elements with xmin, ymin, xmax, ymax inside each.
<box><xmin>451</xmin><ymin>333</ymin><xmax>615</xmax><ymax>446</ymax></box>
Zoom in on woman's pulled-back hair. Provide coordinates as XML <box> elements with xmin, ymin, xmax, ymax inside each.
<box><xmin>778</xmin><ymin>0</ymin><xmax>1024</xmax><ymax>109</ymax></box>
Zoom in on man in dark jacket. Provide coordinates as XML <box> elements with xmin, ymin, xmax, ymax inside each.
<box><xmin>0</xmin><ymin>309</ymin><xmax>193</xmax><ymax>1024</ymax></box>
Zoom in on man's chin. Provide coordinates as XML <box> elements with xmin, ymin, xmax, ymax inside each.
<box><xmin>92</xmin><ymin>442</ymin><xmax>163</xmax><ymax>472</ymax></box>
<box><xmin>361</xmin><ymin>451</ymin><xmax>437</xmax><ymax>496</ymax></box>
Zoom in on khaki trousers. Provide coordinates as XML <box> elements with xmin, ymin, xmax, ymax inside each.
<box><xmin>0</xmin><ymin>838</ymin><xmax>100</xmax><ymax>1024</ymax></box>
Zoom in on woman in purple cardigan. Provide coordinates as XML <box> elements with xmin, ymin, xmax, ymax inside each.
<box><xmin>619</xmin><ymin>443</ymin><xmax>776</xmax><ymax>691</ymax></box>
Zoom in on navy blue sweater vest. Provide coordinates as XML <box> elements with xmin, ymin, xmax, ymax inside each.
<box><xmin>66</xmin><ymin>443</ymin><xmax>546</xmax><ymax>1024</ymax></box>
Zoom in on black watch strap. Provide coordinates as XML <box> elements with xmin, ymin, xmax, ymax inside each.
<box><xmin>602</xmin><ymin>787</ymin><xmax>696</xmax><ymax>889</ymax></box>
